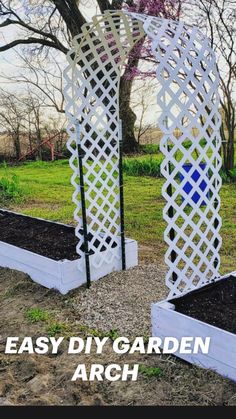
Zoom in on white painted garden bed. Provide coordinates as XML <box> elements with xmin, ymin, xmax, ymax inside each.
<box><xmin>0</xmin><ymin>210</ymin><xmax>138</xmax><ymax>294</ymax></box>
<box><xmin>152</xmin><ymin>273</ymin><xmax>236</xmax><ymax>382</ymax></box>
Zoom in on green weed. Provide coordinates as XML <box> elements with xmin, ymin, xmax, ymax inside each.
<box><xmin>139</xmin><ymin>364</ymin><xmax>162</xmax><ymax>378</ymax></box>
<box><xmin>76</xmin><ymin>326</ymin><xmax>119</xmax><ymax>340</ymax></box>
<box><xmin>0</xmin><ymin>162</ymin><xmax>22</xmax><ymax>202</ymax></box>
<box><xmin>228</xmin><ymin>168</ymin><xmax>236</xmax><ymax>182</ymax></box>
<box><xmin>123</xmin><ymin>157</ymin><xmax>162</xmax><ymax>177</ymax></box>
<box><xmin>26</xmin><ymin>308</ymin><xmax>49</xmax><ymax>323</ymax></box>
<box><xmin>77</xmin><ymin>325</ymin><xmax>106</xmax><ymax>338</ymax></box>
<box><xmin>107</xmin><ymin>329</ymin><xmax>119</xmax><ymax>341</ymax></box>
<box><xmin>47</xmin><ymin>322</ymin><xmax>66</xmax><ymax>336</ymax></box>
<box><xmin>139</xmin><ymin>144</ymin><xmax>160</xmax><ymax>154</ymax></box>
<box><xmin>220</xmin><ymin>168</ymin><xmax>236</xmax><ymax>183</ymax></box>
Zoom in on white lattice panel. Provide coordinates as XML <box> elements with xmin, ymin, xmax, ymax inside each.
<box><xmin>64</xmin><ymin>12</ymin><xmax>144</xmax><ymax>271</ymax></box>
<box><xmin>64</xmin><ymin>11</ymin><xmax>222</xmax><ymax>295</ymax></box>
<box><xmin>145</xmin><ymin>17</ymin><xmax>222</xmax><ymax>297</ymax></box>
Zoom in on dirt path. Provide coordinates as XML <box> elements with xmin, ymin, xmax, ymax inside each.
<box><xmin>0</xmin><ymin>266</ymin><xmax>236</xmax><ymax>406</ymax></box>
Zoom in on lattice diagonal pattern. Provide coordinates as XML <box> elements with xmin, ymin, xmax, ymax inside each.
<box><xmin>144</xmin><ymin>17</ymin><xmax>222</xmax><ymax>297</ymax></box>
<box><xmin>64</xmin><ymin>12</ymin><xmax>145</xmax><ymax>269</ymax></box>
<box><xmin>64</xmin><ymin>11</ymin><xmax>222</xmax><ymax>295</ymax></box>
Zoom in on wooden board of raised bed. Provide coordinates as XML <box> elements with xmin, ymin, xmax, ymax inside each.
<box><xmin>152</xmin><ymin>275</ymin><xmax>236</xmax><ymax>382</ymax></box>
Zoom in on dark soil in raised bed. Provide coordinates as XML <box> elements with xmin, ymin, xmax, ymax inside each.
<box><xmin>172</xmin><ymin>275</ymin><xmax>236</xmax><ymax>334</ymax></box>
<box><xmin>0</xmin><ymin>210</ymin><xmax>116</xmax><ymax>261</ymax></box>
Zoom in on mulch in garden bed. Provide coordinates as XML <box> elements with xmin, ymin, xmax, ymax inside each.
<box><xmin>0</xmin><ymin>210</ymin><xmax>116</xmax><ymax>261</ymax></box>
<box><xmin>173</xmin><ymin>275</ymin><xmax>236</xmax><ymax>334</ymax></box>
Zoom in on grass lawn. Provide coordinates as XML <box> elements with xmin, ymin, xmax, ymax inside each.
<box><xmin>0</xmin><ymin>158</ymin><xmax>235</xmax><ymax>273</ymax></box>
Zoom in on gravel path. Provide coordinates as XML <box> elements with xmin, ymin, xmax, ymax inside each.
<box><xmin>72</xmin><ymin>264</ymin><xmax>168</xmax><ymax>337</ymax></box>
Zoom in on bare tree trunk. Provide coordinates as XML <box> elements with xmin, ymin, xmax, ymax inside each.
<box><xmin>28</xmin><ymin>115</ymin><xmax>33</xmax><ymax>153</ymax></box>
<box><xmin>35</xmin><ymin>128</ymin><xmax>42</xmax><ymax>160</ymax></box>
<box><xmin>32</xmin><ymin>106</ymin><xmax>43</xmax><ymax>160</ymax></box>
<box><xmin>220</xmin><ymin>102</ymin><xmax>235</xmax><ymax>171</ymax></box>
<box><xmin>12</xmin><ymin>129</ymin><xmax>21</xmax><ymax>160</ymax></box>
<box><xmin>227</xmin><ymin>109</ymin><xmax>235</xmax><ymax>171</ymax></box>
<box><xmin>119</xmin><ymin>37</ymin><xmax>145</xmax><ymax>153</ymax></box>
<box><xmin>221</xmin><ymin>125</ymin><xmax>227</xmax><ymax>168</ymax></box>
<box><xmin>225</xmin><ymin>129</ymin><xmax>235</xmax><ymax>171</ymax></box>
<box><xmin>119</xmin><ymin>75</ymin><xmax>138</xmax><ymax>153</ymax></box>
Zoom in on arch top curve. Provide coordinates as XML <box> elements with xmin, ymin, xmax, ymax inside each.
<box><xmin>64</xmin><ymin>9</ymin><xmax>218</xmax><ymax>131</ymax></box>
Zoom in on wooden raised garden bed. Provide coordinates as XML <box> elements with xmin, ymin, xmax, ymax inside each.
<box><xmin>152</xmin><ymin>275</ymin><xmax>236</xmax><ymax>381</ymax></box>
<box><xmin>0</xmin><ymin>209</ymin><xmax>138</xmax><ymax>294</ymax></box>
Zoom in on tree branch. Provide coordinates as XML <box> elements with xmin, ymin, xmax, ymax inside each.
<box><xmin>97</xmin><ymin>0</ymin><xmax>112</xmax><ymax>13</ymax></box>
<box><xmin>0</xmin><ymin>18</ymin><xmax>68</xmax><ymax>53</ymax></box>
<box><xmin>111</xmin><ymin>0</ymin><xmax>124</xmax><ymax>9</ymax></box>
<box><xmin>0</xmin><ymin>37</ymin><xmax>68</xmax><ymax>54</ymax></box>
<box><xmin>52</xmin><ymin>0</ymin><xmax>86</xmax><ymax>37</ymax></box>
<box><xmin>0</xmin><ymin>17</ymin><xmax>60</xmax><ymax>42</ymax></box>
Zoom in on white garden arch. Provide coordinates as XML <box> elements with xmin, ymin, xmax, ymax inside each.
<box><xmin>64</xmin><ymin>10</ymin><xmax>222</xmax><ymax>296</ymax></box>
